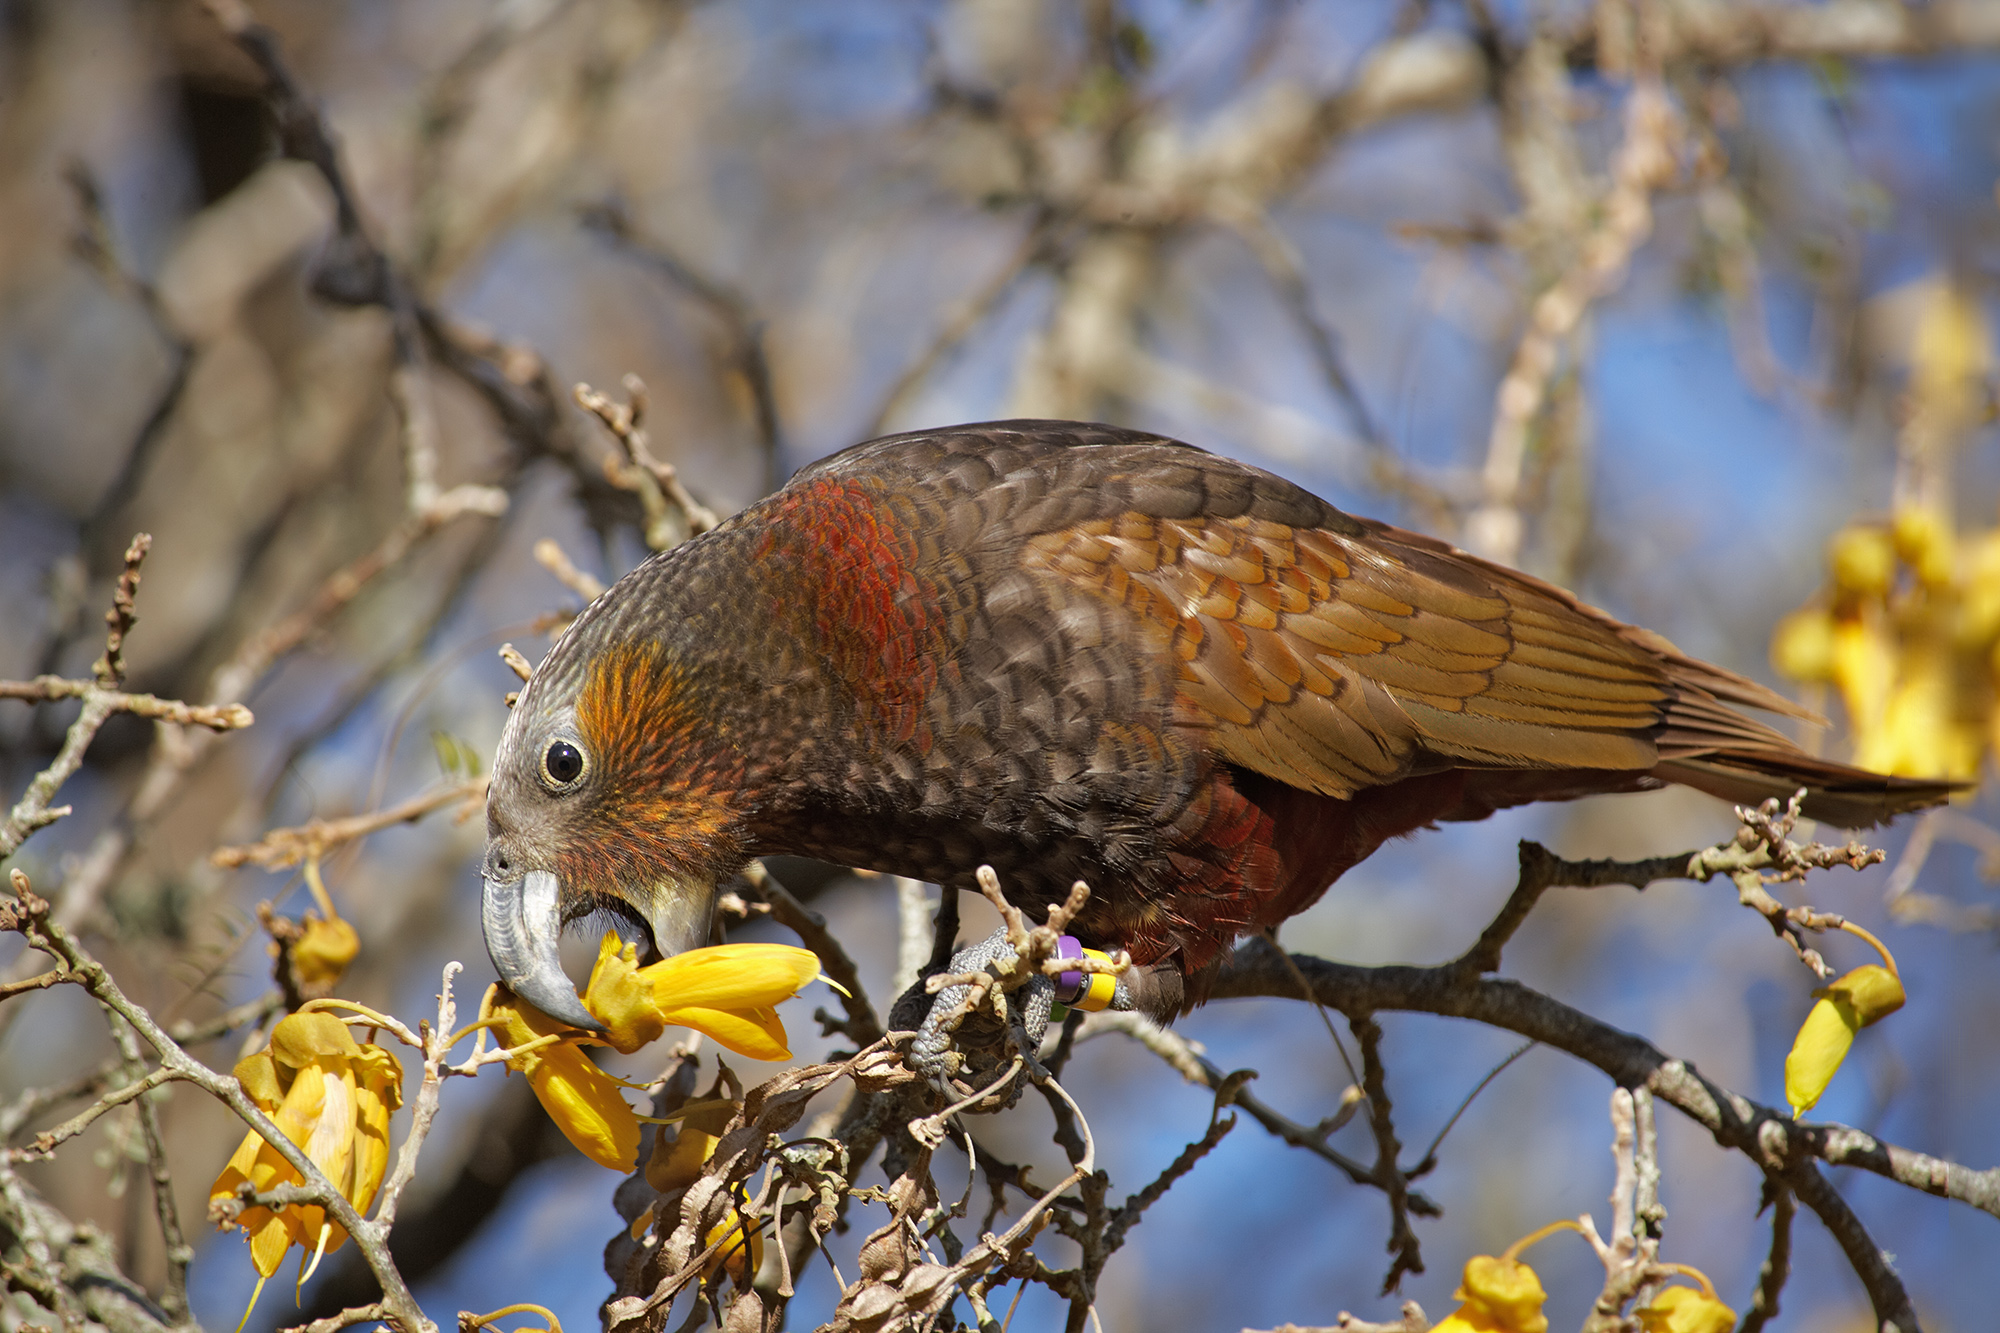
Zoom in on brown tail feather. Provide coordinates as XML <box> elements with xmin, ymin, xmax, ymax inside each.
<box><xmin>1652</xmin><ymin>753</ymin><xmax>1962</xmax><ymax>828</ymax></box>
<box><xmin>1647</xmin><ymin>666</ymin><xmax>1963</xmax><ymax>827</ymax></box>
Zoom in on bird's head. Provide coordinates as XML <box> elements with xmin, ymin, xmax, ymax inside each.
<box><xmin>481</xmin><ymin>630</ymin><xmax>745</xmax><ymax>1032</ymax></box>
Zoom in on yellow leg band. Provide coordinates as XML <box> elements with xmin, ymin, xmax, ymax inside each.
<box><xmin>1076</xmin><ymin>949</ymin><xmax>1119</xmax><ymax>1012</ymax></box>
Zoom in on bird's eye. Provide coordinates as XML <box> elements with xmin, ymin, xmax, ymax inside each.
<box><xmin>541</xmin><ymin>740</ymin><xmax>586</xmax><ymax>790</ymax></box>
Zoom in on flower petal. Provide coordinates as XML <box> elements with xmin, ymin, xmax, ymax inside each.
<box><xmin>494</xmin><ymin>992</ymin><xmax>641</xmax><ymax>1172</ymax></box>
<box><xmin>639</xmin><ymin>944</ymin><xmax>820</xmax><ymax>1012</ymax></box>
<box><xmin>655</xmin><ymin>1003</ymin><xmax>791</xmax><ymax>1062</ymax></box>
<box><xmin>270</xmin><ymin>1011</ymin><xmax>360</xmax><ymax>1076</ymax></box>
<box><xmin>1821</xmin><ymin>963</ymin><xmax>1905</xmax><ymax>1027</ymax></box>
<box><xmin>1785</xmin><ymin>994</ymin><xmax>1857</xmax><ymax>1118</ymax></box>
<box><xmin>232</xmin><ymin>1051</ymin><xmax>285</xmax><ymax>1110</ymax></box>
<box><xmin>583</xmin><ymin>934</ymin><xmax>667</xmax><ymax>1055</ymax></box>
<box><xmin>528</xmin><ymin>1043</ymin><xmax>642</xmax><ymax>1172</ymax></box>
<box><xmin>1454</xmin><ymin>1255</ymin><xmax>1549</xmax><ymax>1333</ymax></box>
<box><xmin>1637</xmin><ymin>1284</ymin><xmax>1737</xmax><ymax>1333</ymax></box>
<box><xmin>294</xmin><ymin>915</ymin><xmax>360</xmax><ymax>989</ymax></box>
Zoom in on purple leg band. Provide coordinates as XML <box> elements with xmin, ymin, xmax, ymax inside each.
<box><xmin>1054</xmin><ymin>935</ymin><xmax>1085</xmax><ymax>1004</ymax></box>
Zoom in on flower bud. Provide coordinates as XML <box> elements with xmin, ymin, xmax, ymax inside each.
<box><xmin>1637</xmin><ymin>1282</ymin><xmax>1736</xmax><ymax>1333</ymax></box>
<box><xmin>1829</xmin><ymin>526</ymin><xmax>1897</xmax><ymax>598</ymax></box>
<box><xmin>1785</xmin><ymin>963</ymin><xmax>1905</xmax><ymax>1117</ymax></box>
<box><xmin>293</xmin><ymin>914</ymin><xmax>360</xmax><ymax>990</ymax></box>
<box><xmin>1431</xmin><ymin>1254</ymin><xmax>1549</xmax><ymax>1333</ymax></box>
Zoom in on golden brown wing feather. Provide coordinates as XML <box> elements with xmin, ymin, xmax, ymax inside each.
<box><xmin>1027</xmin><ymin>512</ymin><xmax>1690</xmax><ymax>796</ymax></box>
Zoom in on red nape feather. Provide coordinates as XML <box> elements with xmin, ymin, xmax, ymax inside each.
<box><xmin>757</xmin><ymin>478</ymin><xmax>947</xmax><ymax>749</ymax></box>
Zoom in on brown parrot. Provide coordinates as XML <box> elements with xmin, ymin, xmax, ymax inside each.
<box><xmin>481</xmin><ymin>420</ymin><xmax>1950</xmax><ymax>1041</ymax></box>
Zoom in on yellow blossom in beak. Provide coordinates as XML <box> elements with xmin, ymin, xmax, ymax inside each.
<box><xmin>1429</xmin><ymin>1219</ymin><xmax>1580</xmax><ymax>1333</ymax></box>
<box><xmin>210</xmin><ymin>1010</ymin><xmax>403</xmax><ymax>1320</ymax></box>
<box><xmin>1784</xmin><ymin>924</ymin><xmax>1905</xmax><ymax>1118</ymax></box>
<box><xmin>1636</xmin><ymin>1269</ymin><xmax>1737</xmax><ymax>1333</ymax></box>
<box><xmin>582</xmin><ymin>934</ymin><xmax>822</xmax><ymax>1061</ymax></box>
<box><xmin>484</xmin><ymin>987</ymin><xmax>643</xmax><ymax>1173</ymax></box>
<box><xmin>489</xmin><ymin>935</ymin><xmax>820</xmax><ymax>1174</ymax></box>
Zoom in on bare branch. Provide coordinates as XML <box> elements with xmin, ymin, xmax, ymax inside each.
<box><xmin>1077</xmin><ymin>1010</ymin><xmax>1439</xmax><ymax>1216</ymax></box>
<box><xmin>575</xmin><ymin>377</ymin><xmax>719</xmax><ymax>547</ymax></box>
<box><xmin>210</xmin><ymin>776</ymin><xmax>488</xmax><ymax>871</ymax></box>
<box><xmin>1352</xmin><ymin>1014</ymin><xmax>1422</xmax><ymax>1291</ymax></box>
<box><xmin>1212</xmin><ymin>941</ymin><xmax>2000</xmax><ymax>1221</ymax></box>
<box><xmin>532</xmin><ymin>538</ymin><xmax>607</xmax><ymax>602</ymax></box>
<box><xmin>1467</xmin><ymin>76</ymin><xmax>1681</xmax><ymax>563</ymax></box>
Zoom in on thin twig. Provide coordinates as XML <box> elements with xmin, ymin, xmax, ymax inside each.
<box><xmin>1075</xmin><ymin>1010</ymin><xmax>1439</xmax><ymax>1215</ymax></box>
<box><xmin>1353</xmin><ymin>1014</ymin><xmax>1422</xmax><ymax>1292</ymax></box>
<box><xmin>580</xmin><ymin>201</ymin><xmax>785</xmax><ymax>489</ymax></box>
<box><xmin>210</xmin><ymin>777</ymin><xmax>489</xmax><ymax>870</ymax></box>
<box><xmin>103</xmin><ymin>1008</ymin><xmax>191</xmax><ymax>1322</ymax></box>
<box><xmin>0</xmin><ymin>677</ymin><xmax>254</xmax><ymax>731</ymax></box>
<box><xmin>574</xmin><ymin>377</ymin><xmax>719</xmax><ymax>547</ymax></box>
<box><xmin>1466</xmin><ymin>77</ymin><xmax>1681</xmax><ymax>563</ymax></box>
<box><xmin>1739</xmin><ymin>1180</ymin><xmax>1795</xmax><ymax>1333</ymax></box>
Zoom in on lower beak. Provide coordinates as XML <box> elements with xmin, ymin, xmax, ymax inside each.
<box><xmin>482</xmin><ymin>869</ymin><xmax>604</xmax><ymax>1032</ymax></box>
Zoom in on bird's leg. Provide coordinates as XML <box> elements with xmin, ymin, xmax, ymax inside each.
<box><xmin>906</xmin><ymin>926</ymin><xmax>1045</xmax><ymax>1081</ymax></box>
<box><xmin>906</xmin><ymin>928</ymin><xmax>1143</xmax><ymax>1082</ymax></box>
<box><xmin>900</xmin><ymin>869</ymin><xmax>1151</xmax><ymax>1090</ymax></box>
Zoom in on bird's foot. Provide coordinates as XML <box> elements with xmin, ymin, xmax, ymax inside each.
<box><xmin>891</xmin><ymin>867</ymin><xmax>1165</xmax><ymax>1109</ymax></box>
<box><xmin>901</xmin><ymin>926</ymin><xmax>1136</xmax><ymax>1104</ymax></box>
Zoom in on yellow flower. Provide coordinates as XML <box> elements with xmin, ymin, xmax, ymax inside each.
<box><xmin>484</xmin><ymin>987</ymin><xmax>644</xmax><ymax>1173</ymax></box>
<box><xmin>1785</xmin><ymin>921</ymin><xmax>1905</xmax><ymax>1118</ymax></box>
<box><xmin>210</xmin><ymin>1011</ymin><xmax>403</xmax><ymax>1318</ymax></box>
<box><xmin>1431</xmin><ymin>1254</ymin><xmax>1548</xmax><ymax>1333</ymax></box>
<box><xmin>490</xmin><ymin>934</ymin><xmax>820</xmax><ymax>1173</ymax></box>
<box><xmin>1769</xmin><ymin>608</ymin><xmax>1837</xmax><ymax>682</ymax></box>
<box><xmin>1429</xmin><ymin>1219</ymin><xmax>1580</xmax><ymax>1333</ymax></box>
<box><xmin>288</xmin><ymin>857</ymin><xmax>360</xmax><ymax>992</ymax></box>
<box><xmin>1637</xmin><ymin>1275</ymin><xmax>1737</xmax><ymax>1333</ymax></box>
<box><xmin>583</xmin><ymin>935</ymin><xmax>821</xmax><ymax>1061</ymax></box>
<box><xmin>703</xmin><ymin>1197</ymin><xmax>763</xmax><ymax>1286</ymax></box>
<box><xmin>292</xmin><ymin>913</ymin><xmax>360</xmax><ymax>990</ymax></box>
<box><xmin>1828</xmin><ymin>525</ymin><xmax>1897</xmax><ymax>598</ymax></box>
<box><xmin>1785</xmin><ymin>961</ymin><xmax>1906</xmax><ymax>1117</ymax></box>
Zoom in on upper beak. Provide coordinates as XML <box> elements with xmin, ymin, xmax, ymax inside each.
<box><xmin>482</xmin><ymin>868</ymin><xmax>604</xmax><ymax>1032</ymax></box>
<box><xmin>482</xmin><ymin>868</ymin><xmax>724</xmax><ymax>1033</ymax></box>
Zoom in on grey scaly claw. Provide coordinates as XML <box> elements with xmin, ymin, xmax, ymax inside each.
<box><xmin>907</xmin><ymin>926</ymin><xmax>1055</xmax><ymax>1083</ymax></box>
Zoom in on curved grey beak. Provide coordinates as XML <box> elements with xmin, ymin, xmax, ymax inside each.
<box><xmin>482</xmin><ymin>868</ymin><xmax>604</xmax><ymax>1032</ymax></box>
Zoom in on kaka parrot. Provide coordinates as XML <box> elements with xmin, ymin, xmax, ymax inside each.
<box><xmin>481</xmin><ymin>420</ymin><xmax>1950</xmax><ymax>1038</ymax></box>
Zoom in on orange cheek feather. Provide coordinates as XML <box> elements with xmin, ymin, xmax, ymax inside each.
<box><xmin>565</xmin><ymin>645</ymin><xmax>743</xmax><ymax>894</ymax></box>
